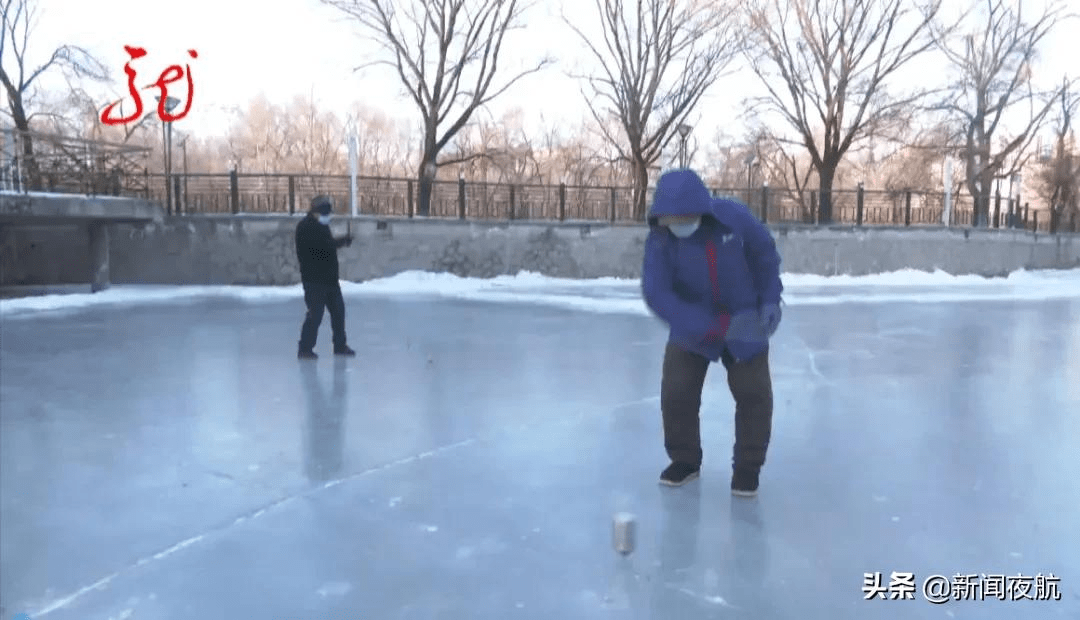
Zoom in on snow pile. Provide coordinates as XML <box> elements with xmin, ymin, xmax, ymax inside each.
<box><xmin>2</xmin><ymin>268</ymin><xmax>1079</xmax><ymax>319</ymax></box>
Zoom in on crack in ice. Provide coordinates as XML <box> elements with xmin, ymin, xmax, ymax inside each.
<box><xmin>25</xmin><ymin>437</ymin><xmax>479</xmax><ymax>617</ymax></box>
<box><xmin>22</xmin><ymin>393</ymin><xmax>653</xmax><ymax>616</ymax></box>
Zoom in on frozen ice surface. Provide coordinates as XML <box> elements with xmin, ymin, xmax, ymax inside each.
<box><xmin>1</xmin><ymin>269</ymin><xmax>1079</xmax><ymax>619</ymax></box>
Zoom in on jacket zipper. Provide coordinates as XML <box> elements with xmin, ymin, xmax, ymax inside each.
<box><xmin>703</xmin><ymin>240</ymin><xmax>728</xmax><ymax>341</ymax></box>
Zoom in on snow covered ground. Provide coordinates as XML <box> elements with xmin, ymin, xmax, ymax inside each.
<box><xmin>4</xmin><ymin>267</ymin><xmax>1080</xmax><ymax>319</ymax></box>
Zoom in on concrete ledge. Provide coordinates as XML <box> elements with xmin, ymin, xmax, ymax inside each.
<box><xmin>2</xmin><ymin>213</ymin><xmax>1078</xmax><ymax>287</ymax></box>
<box><xmin>0</xmin><ymin>191</ymin><xmax>164</xmax><ymax>225</ymax></box>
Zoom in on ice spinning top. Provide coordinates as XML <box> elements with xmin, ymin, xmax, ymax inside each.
<box><xmin>612</xmin><ymin>512</ymin><xmax>636</xmax><ymax>555</ymax></box>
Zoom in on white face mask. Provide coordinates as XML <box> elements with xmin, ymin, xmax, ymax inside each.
<box><xmin>668</xmin><ymin>218</ymin><xmax>700</xmax><ymax>238</ymax></box>
<box><xmin>318</xmin><ymin>214</ymin><xmax>331</xmax><ymax>225</ymax></box>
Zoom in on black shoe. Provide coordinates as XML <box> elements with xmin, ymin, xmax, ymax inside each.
<box><xmin>298</xmin><ymin>350</ymin><xmax>318</xmax><ymax>360</ymax></box>
<box><xmin>731</xmin><ymin>467</ymin><xmax>760</xmax><ymax>497</ymax></box>
<box><xmin>659</xmin><ymin>462</ymin><xmax>700</xmax><ymax>487</ymax></box>
<box><xmin>334</xmin><ymin>345</ymin><xmax>356</xmax><ymax>356</ymax></box>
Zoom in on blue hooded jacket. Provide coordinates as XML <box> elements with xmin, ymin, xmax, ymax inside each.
<box><xmin>642</xmin><ymin>169</ymin><xmax>783</xmax><ymax>363</ymax></box>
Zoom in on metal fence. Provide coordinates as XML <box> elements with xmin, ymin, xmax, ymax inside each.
<box><xmin>2</xmin><ymin>130</ymin><xmax>1075</xmax><ymax>233</ymax></box>
<box><xmin>144</xmin><ymin>172</ymin><xmax>646</xmax><ymax>221</ymax></box>
<box><xmin>0</xmin><ymin>128</ymin><xmax>152</xmax><ymax>196</ymax></box>
<box><xmin>137</xmin><ymin>170</ymin><xmax>1075</xmax><ymax>232</ymax></box>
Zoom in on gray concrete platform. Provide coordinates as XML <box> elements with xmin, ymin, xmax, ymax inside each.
<box><xmin>0</xmin><ymin>191</ymin><xmax>162</xmax><ymax>225</ymax></box>
<box><xmin>1</xmin><ymin>282</ymin><xmax>1079</xmax><ymax>619</ymax></box>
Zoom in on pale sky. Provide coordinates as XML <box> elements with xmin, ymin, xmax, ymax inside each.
<box><xmin>25</xmin><ymin>0</ymin><xmax>1076</xmax><ymax>161</ymax></box>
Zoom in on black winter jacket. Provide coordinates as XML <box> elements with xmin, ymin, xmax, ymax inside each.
<box><xmin>295</xmin><ymin>215</ymin><xmax>344</xmax><ymax>283</ymax></box>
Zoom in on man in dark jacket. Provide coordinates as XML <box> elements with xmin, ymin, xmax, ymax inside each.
<box><xmin>642</xmin><ymin>169</ymin><xmax>783</xmax><ymax>497</ymax></box>
<box><xmin>296</xmin><ymin>195</ymin><xmax>356</xmax><ymax>359</ymax></box>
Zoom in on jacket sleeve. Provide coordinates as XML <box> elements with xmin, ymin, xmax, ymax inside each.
<box><xmin>642</xmin><ymin>227</ymin><xmax>724</xmax><ymax>340</ymax></box>
<box><xmin>740</xmin><ymin>213</ymin><xmax>783</xmax><ymax>305</ymax></box>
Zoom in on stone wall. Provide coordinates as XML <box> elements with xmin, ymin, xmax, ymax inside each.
<box><xmin>2</xmin><ymin>215</ymin><xmax>1079</xmax><ymax>287</ymax></box>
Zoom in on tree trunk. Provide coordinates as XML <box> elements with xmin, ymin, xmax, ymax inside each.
<box><xmin>416</xmin><ymin>161</ymin><xmax>434</xmax><ymax>217</ymax></box>
<box><xmin>415</xmin><ymin>126</ymin><xmax>440</xmax><ymax>216</ymax></box>
<box><xmin>631</xmin><ymin>156</ymin><xmax>649</xmax><ymax>221</ymax></box>
<box><xmin>965</xmin><ymin>127</ymin><xmax>993</xmax><ymax>228</ymax></box>
<box><xmin>817</xmin><ymin>161</ymin><xmax>837</xmax><ymax>224</ymax></box>
<box><xmin>9</xmin><ymin>100</ymin><xmax>42</xmax><ymax>191</ymax></box>
<box><xmin>968</xmin><ymin>166</ymin><xmax>994</xmax><ymax>228</ymax></box>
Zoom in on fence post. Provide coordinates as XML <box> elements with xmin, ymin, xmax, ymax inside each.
<box><xmin>1071</xmin><ymin>212</ymin><xmax>1077</xmax><ymax>233</ymax></box>
<box><xmin>760</xmin><ymin>183</ymin><xmax>769</xmax><ymax>223</ymax></box>
<box><xmin>143</xmin><ymin>167</ymin><xmax>150</xmax><ymax>199</ymax></box>
<box><xmin>1032</xmin><ymin>209</ymin><xmax>1039</xmax><ymax>232</ymax></box>
<box><xmin>610</xmin><ymin>186</ymin><xmax>617</xmax><ymax>222</ymax></box>
<box><xmin>288</xmin><ymin>176</ymin><xmax>296</xmax><ymax>215</ymax></box>
<box><xmin>458</xmin><ymin>176</ymin><xmax>467</xmax><ymax>219</ymax></box>
<box><xmin>509</xmin><ymin>185</ymin><xmax>516</xmax><ymax>220</ymax></box>
<box><xmin>559</xmin><ymin>182</ymin><xmax>567</xmax><ymax>221</ymax></box>
<box><xmin>229</xmin><ymin>168</ymin><xmax>239</xmax><ymax>214</ymax></box>
<box><xmin>173</xmin><ymin>176</ymin><xmax>182</xmax><ymax>215</ymax></box>
<box><xmin>856</xmin><ymin>183</ymin><xmax>864</xmax><ymax>226</ymax></box>
<box><xmin>809</xmin><ymin>191</ymin><xmax>817</xmax><ymax>224</ymax></box>
<box><xmin>1023</xmin><ymin>203</ymin><xmax>1029</xmax><ymax>229</ymax></box>
<box><xmin>407</xmin><ymin>180</ymin><xmax>414</xmax><ymax>218</ymax></box>
<box><xmin>904</xmin><ymin>190</ymin><xmax>912</xmax><ymax>226</ymax></box>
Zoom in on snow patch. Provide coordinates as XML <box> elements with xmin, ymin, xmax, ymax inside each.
<box><xmin>3</xmin><ymin>268</ymin><xmax>1079</xmax><ymax>319</ymax></box>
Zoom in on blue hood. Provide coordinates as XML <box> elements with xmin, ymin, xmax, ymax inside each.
<box><xmin>648</xmin><ymin>169</ymin><xmax>716</xmax><ymax>223</ymax></box>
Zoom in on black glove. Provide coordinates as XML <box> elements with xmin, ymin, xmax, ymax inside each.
<box><xmin>337</xmin><ymin>235</ymin><xmax>353</xmax><ymax>248</ymax></box>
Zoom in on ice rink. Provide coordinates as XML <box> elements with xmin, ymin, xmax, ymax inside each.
<box><xmin>2</xmin><ymin>269</ymin><xmax>1079</xmax><ymax>619</ymax></box>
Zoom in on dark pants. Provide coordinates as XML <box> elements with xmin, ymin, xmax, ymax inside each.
<box><xmin>298</xmin><ymin>280</ymin><xmax>347</xmax><ymax>351</ymax></box>
<box><xmin>660</xmin><ymin>341</ymin><xmax>773</xmax><ymax>471</ymax></box>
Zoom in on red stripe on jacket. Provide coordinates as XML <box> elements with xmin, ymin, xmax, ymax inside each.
<box><xmin>703</xmin><ymin>240</ymin><xmax>731</xmax><ymax>341</ymax></box>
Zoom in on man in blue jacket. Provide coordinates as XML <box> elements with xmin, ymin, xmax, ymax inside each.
<box><xmin>642</xmin><ymin>169</ymin><xmax>783</xmax><ymax>497</ymax></box>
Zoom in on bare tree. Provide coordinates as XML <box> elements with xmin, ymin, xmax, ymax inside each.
<box><xmin>932</xmin><ymin>0</ymin><xmax>1070</xmax><ymax>227</ymax></box>
<box><xmin>744</xmin><ymin>0</ymin><xmax>946</xmax><ymax>223</ymax></box>
<box><xmin>567</xmin><ymin>0</ymin><xmax>743</xmax><ymax>220</ymax></box>
<box><xmin>701</xmin><ymin>129</ymin><xmax>769</xmax><ymax>190</ymax></box>
<box><xmin>1034</xmin><ymin>77</ymin><xmax>1079</xmax><ymax>232</ymax></box>
<box><xmin>442</xmin><ymin>108</ymin><xmax>542</xmax><ymax>184</ymax></box>
<box><xmin>0</xmin><ymin>0</ymin><xmax>107</xmax><ymax>189</ymax></box>
<box><xmin>222</xmin><ymin>96</ymin><xmax>296</xmax><ymax>174</ymax></box>
<box><xmin>321</xmin><ymin>0</ymin><xmax>552</xmax><ymax>215</ymax></box>
<box><xmin>764</xmin><ymin>136</ymin><xmax>817</xmax><ymax>216</ymax></box>
<box><xmin>285</xmin><ymin>93</ymin><xmax>344</xmax><ymax>175</ymax></box>
<box><xmin>346</xmin><ymin>103</ymin><xmax>404</xmax><ymax>176</ymax></box>
<box><xmin>866</xmin><ymin>124</ymin><xmax>956</xmax><ymax>193</ymax></box>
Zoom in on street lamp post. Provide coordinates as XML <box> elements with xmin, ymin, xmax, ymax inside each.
<box><xmin>156</xmin><ymin>96</ymin><xmax>181</xmax><ymax>214</ymax></box>
<box><xmin>177</xmin><ymin>134</ymin><xmax>189</xmax><ymax>213</ymax></box>
<box><xmin>677</xmin><ymin>124</ymin><xmax>692</xmax><ymax>168</ymax></box>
